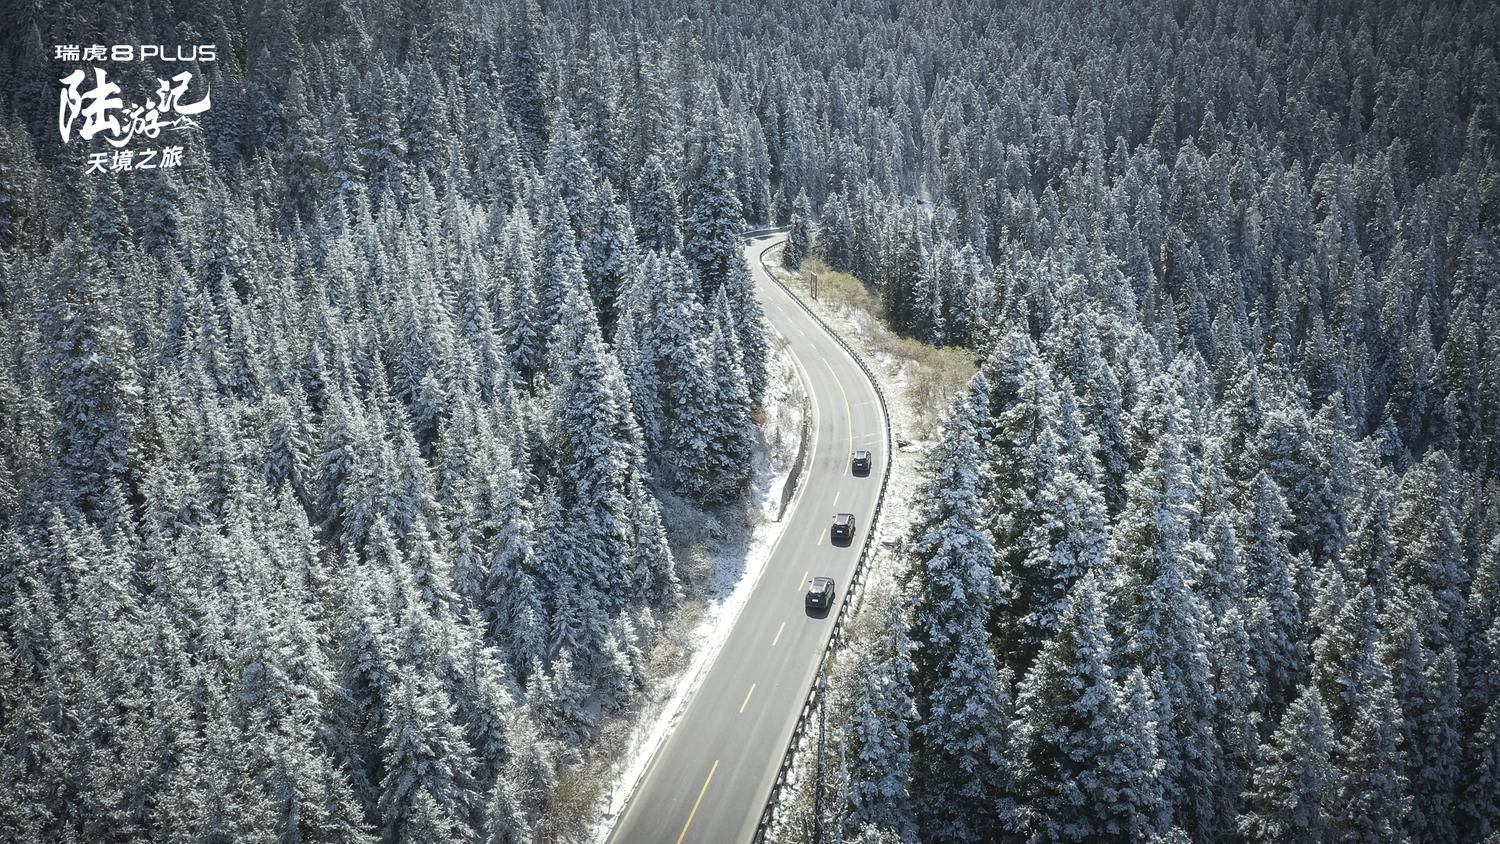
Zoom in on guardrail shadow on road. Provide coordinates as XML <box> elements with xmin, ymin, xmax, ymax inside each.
<box><xmin>778</xmin><ymin>411</ymin><xmax>812</xmax><ymax>522</ymax></box>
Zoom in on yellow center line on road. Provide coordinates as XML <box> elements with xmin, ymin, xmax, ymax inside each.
<box><xmin>817</xmin><ymin>528</ymin><xmax>825</xmax><ymax>546</ymax></box>
<box><xmin>739</xmin><ymin>684</ymin><xmax>756</xmax><ymax>713</ymax></box>
<box><xmin>772</xmin><ymin>621</ymin><xmax>786</xmax><ymax>646</ymax></box>
<box><xmin>822</xmin><ymin>359</ymin><xmax>854</xmax><ymax>475</ymax></box>
<box><xmin>833</xmin><ymin>489</ymin><xmax>841</xmax><ymax>506</ymax></box>
<box><xmin>798</xmin><ymin>570</ymin><xmax>808</xmax><ymax>591</ymax></box>
<box><xmin>676</xmin><ymin>760</ymin><xmax>719</xmax><ymax>844</ymax></box>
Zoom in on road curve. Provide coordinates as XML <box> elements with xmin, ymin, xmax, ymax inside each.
<box><xmin>605</xmin><ymin>235</ymin><xmax>889</xmax><ymax>843</ymax></box>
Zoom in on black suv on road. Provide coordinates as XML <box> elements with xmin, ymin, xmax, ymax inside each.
<box><xmin>805</xmin><ymin>577</ymin><xmax>836</xmax><ymax>610</ymax></box>
<box><xmin>831</xmin><ymin>512</ymin><xmax>856</xmax><ymax>541</ymax></box>
<box><xmin>852</xmin><ymin>450</ymin><xmax>872</xmax><ymax>475</ymax></box>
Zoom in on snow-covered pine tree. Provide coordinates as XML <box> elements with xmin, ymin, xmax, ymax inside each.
<box><xmin>535</xmin><ymin>187</ymin><xmax>585</xmax><ymax>370</ymax></box>
<box><xmin>1254</xmin><ymin>389</ymin><xmax>1347</xmax><ymax>565</ymax></box>
<box><xmin>723</xmin><ymin>258</ymin><xmax>771</xmax><ymax>403</ymax></box>
<box><xmin>982</xmin><ymin>330</ymin><xmax>1108</xmax><ymax>678</ymax></box>
<box><xmin>1242</xmin><ymin>471</ymin><xmax>1307</xmax><ymax>713</ymax></box>
<box><xmin>1328</xmin><ymin>666</ymin><xmax>1410</xmax><ymax>843</ymax></box>
<box><xmin>817</xmin><ymin>192</ymin><xmax>857</xmax><ymax>273</ymax></box>
<box><xmin>783</xmin><ymin>188</ymin><xmax>812</xmax><ymax>270</ymax></box>
<box><xmin>377</xmin><ymin>672</ymin><xmax>478</xmax><ymax>842</ymax></box>
<box><xmin>501</xmin><ymin>0</ymin><xmax>547</xmax><ymax>162</ymax></box>
<box><xmin>1104</xmin><ymin>392</ymin><xmax>1221</xmax><ymax>839</ymax></box>
<box><xmin>581</xmin><ymin>182</ymin><xmax>637</xmax><ymax>341</ymax></box>
<box><xmin>907</xmin><ymin>384</ymin><xmax>1011</xmax><ymax>842</ymax></box>
<box><xmin>497</xmin><ymin>686</ymin><xmax>558</xmax><ymax>836</ymax></box>
<box><xmin>642</xmin><ymin>250</ymin><xmax>715</xmax><ymax>497</ymax></box>
<box><xmin>1463</xmin><ymin>536</ymin><xmax>1500</xmax><ymax>720</ymax></box>
<box><xmin>1380</xmin><ymin>600</ymin><xmax>1460</xmax><ymax>843</ymax></box>
<box><xmin>1457</xmin><ymin>693</ymin><xmax>1500</xmax><ymax>840</ymax></box>
<box><xmin>472</xmin><ymin>88</ymin><xmax>524</xmax><ymax>210</ymax></box>
<box><xmin>1011</xmin><ymin>571</ymin><xmax>1167</xmax><ymax>842</ymax></box>
<box><xmin>701</xmin><ymin>287</ymin><xmax>755</xmax><ymax>502</ymax></box>
<box><xmin>1239</xmin><ymin>685</ymin><xmax>1336</xmax><ymax>843</ymax></box>
<box><xmin>1305</xmin><ymin>583</ymin><xmax>1415</xmax><ymax>839</ymax></box>
<box><xmin>334</xmin><ymin>565</ymin><xmax>396</xmax><ymax>802</ymax></box>
<box><xmin>842</xmin><ymin>598</ymin><xmax>919</xmax><ymax>842</ymax></box>
<box><xmin>1201</xmin><ymin>512</ymin><xmax>1260</xmax><ymax>828</ymax></box>
<box><xmin>41</xmin><ymin>238</ymin><xmax>139</xmax><ymax>521</ymax></box>
<box><xmin>0</xmin><ymin>118</ymin><xmax>37</xmax><ymax>251</ymax></box>
<box><xmin>262</xmin><ymin>388</ymin><xmax>314</xmax><ymax>509</ymax></box>
<box><xmin>1048</xmin><ymin>313</ymin><xmax>1130</xmax><ymax>512</ymax></box>
<box><xmin>543</xmin><ymin>109</ymin><xmax>597</xmax><ymax>239</ymax></box>
<box><xmin>632</xmin><ymin>152</ymin><xmax>681</xmax><ymax>254</ymax></box>
<box><xmin>621</xmin><ymin>476</ymin><xmax>680</xmax><ymax>611</ymax></box>
<box><xmin>542</xmin><ymin>278</ymin><xmax>668</xmax><ymax>689</ymax></box>
<box><xmin>1391</xmin><ymin>451</ymin><xmax>1468</xmax><ymax>647</ymax></box>
<box><xmin>685</xmin><ymin>137</ymin><xmax>746</xmax><ymax>302</ymax></box>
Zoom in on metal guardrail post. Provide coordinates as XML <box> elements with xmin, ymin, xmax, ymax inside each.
<box><xmin>750</xmin><ymin>238</ymin><xmax>895</xmax><ymax>843</ymax></box>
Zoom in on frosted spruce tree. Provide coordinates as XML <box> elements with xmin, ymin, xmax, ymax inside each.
<box><xmin>632</xmin><ymin>152</ymin><xmax>681</xmax><ymax>254</ymax></box>
<box><xmin>1239</xmin><ymin>686</ymin><xmax>1336</xmax><ymax>843</ymax></box>
<box><xmin>1011</xmin><ymin>571</ymin><xmax>1167</xmax><ymax>842</ymax></box>
<box><xmin>981</xmin><ymin>329</ymin><xmax>1108</xmax><ymax>677</ymax></box>
<box><xmin>782</xmin><ymin>188</ymin><xmax>812</xmax><ymax>269</ymax></box>
<box><xmin>1242</xmin><ymin>471</ymin><xmax>1307</xmax><ymax>713</ymax></box>
<box><xmin>841</xmin><ymin>597</ymin><xmax>919</xmax><ymax>842</ymax></box>
<box><xmin>1104</xmin><ymin>393</ymin><xmax>1222</xmax><ymax>839</ymax></box>
<box><xmin>907</xmin><ymin>384</ymin><xmax>1012</xmax><ymax>842</ymax></box>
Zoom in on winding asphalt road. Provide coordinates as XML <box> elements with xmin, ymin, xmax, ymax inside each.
<box><xmin>605</xmin><ymin>235</ymin><xmax>889</xmax><ymax>843</ymax></box>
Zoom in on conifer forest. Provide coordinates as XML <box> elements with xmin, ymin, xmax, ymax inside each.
<box><xmin>1</xmin><ymin>0</ymin><xmax>1499</xmax><ymax>841</ymax></box>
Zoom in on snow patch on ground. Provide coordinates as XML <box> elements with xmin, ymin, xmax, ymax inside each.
<box><xmin>587</xmin><ymin>333</ymin><xmax>808</xmax><ymax>844</ymax></box>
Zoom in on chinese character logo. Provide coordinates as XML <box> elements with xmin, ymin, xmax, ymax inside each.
<box><xmin>59</xmin><ymin>68</ymin><xmax>209</xmax><ymax>147</ymax></box>
<box><xmin>54</xmin><ymin>44</ymin><xmax>213</xmax><ymax>174</ymax></box>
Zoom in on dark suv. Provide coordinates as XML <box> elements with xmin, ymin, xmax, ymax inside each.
<box><xmin>831</xmin><ymin>512</ymin><xmax>856</xmax><ymax>541</ymax></box>
<box><xmin>852</xmin><ymin>450</ymin><xmax>872</xmax><ymax>475</ymax></box>
<box><xmin>805</xmin><ymin>576</ymin><xmax>836</xmax><ymax>610</ymax></box>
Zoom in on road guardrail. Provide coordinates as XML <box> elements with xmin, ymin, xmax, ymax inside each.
<box><xmin>749</xmin><ymin>237</ymin><xmax>893</xmax><ymax>843</ymax></box>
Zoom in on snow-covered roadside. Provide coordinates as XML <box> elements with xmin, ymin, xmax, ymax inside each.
<box><xmin>585</xmin><ymin>332</ymin><xmax>809</xmax><ymax>843</ymax></box>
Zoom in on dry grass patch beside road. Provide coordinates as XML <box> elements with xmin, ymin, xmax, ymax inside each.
<box><xmin>773</xmin><ymin>252</ymin><xmax>975</xmax><ymax>440</ymax></box>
